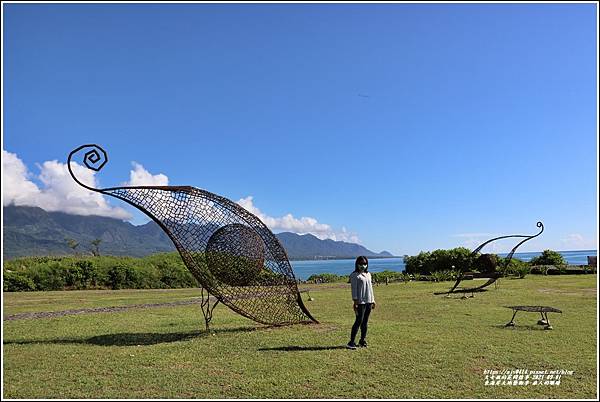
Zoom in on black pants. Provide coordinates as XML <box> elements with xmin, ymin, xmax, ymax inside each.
<box><xmin>350</xmin><ymin>303</ymin><xmax>373</xmax><ymax>343</ymax></box>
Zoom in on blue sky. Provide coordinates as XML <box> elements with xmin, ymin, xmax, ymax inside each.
<box><xmin>2</xmin><ymin>3</ymin><xmax>598</xmax><ymax>255</ymax></box>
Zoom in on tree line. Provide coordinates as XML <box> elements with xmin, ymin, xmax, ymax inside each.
<box><xmin>3</xmin><ymin>248</ymin><xmax>581</xmax><ymax>292</ymax></box>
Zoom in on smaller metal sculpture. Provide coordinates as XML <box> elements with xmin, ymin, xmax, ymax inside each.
<box><xmin>504</xmin><ymin>305</ymin><xmax>562</xmax><ymax>330</ymax></box>
<box><xmin>435</xmin><ymin>221</ymin><xmax>544</xmax><ymax>297</ymax></box>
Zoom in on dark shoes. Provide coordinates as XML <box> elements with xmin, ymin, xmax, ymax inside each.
<box><xmin>347</xmin><ymin>340</ymin><xmax>368</xmax><ymax>349</ymax></box>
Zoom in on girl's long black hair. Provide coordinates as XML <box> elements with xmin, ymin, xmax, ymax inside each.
<box><xmin>354</xmin><ymin>256</ymin><xmax>369</xmax><ymax>272</ymax></box>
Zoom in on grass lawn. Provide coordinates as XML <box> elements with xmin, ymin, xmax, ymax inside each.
<box><xmin>2</xmin><ymin>275</ymin><xmax>597</xmax><ymax>398</ymax></box>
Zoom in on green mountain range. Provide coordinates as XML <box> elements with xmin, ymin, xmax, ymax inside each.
<box><xmin>3</xmin><ymin>205</ymin><xmax>393</xmax><ymax>260</ymax></box>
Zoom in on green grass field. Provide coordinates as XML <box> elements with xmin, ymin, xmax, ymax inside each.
<box><xmin>3</xmin><ymin>275</ymin><xmax>597</xmax><ymax>398</ymax></box>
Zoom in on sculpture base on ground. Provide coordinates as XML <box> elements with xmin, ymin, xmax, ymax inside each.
<box><xmin>200</xmin><ymin>287</ymin><xmax>219</xmax><ymax>331</ymax></box>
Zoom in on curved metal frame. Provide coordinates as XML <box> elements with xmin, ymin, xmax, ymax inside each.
<box><xmin>435</xmin><ymin>221</ymin><xmax>544</xmax><ymax>296</ymax></box>
<box><xmin>67</xmin><ymin>144</ymin><xmax>318</xmax><ymax>327</ymax></box>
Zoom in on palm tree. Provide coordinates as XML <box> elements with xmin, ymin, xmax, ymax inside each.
<box><xmin>65</xmin><ymin>238</ymin><xmax>80</xmax><ymax>255</ymax></box>
<box><xmin>90</xmin><ymin>238</ymin><xmax>102</xmax><ymax>257</ymax></box>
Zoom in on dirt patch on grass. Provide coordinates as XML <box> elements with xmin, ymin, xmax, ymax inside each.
<box><xmin>467</xmin><ymin>355</ymin><xmax>489</xmax><ymax>375</ymax></box>
<box><xmin>537</xmin><ymin>288</ymin><xmax>596</xmax><ymax>297</ymax></box>
<box><xmin>3</xmin><ymin>299</ymin><xmax>207</xmax><ymax>321</ymax></box>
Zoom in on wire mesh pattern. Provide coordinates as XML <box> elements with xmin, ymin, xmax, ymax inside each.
<box><xmin>206</xmin><ymin>223</ymin><xmax>265</xmax><ymax>286</ymax></box>
<box><xmin>67</xmin><ymin>144</ymin><xmax>318</xmax><ymax>326</ymax></box>
<box><xmin>435</xmin><ymin>221</ymin><xmax>544</xmax><ymax>295</ymax></box>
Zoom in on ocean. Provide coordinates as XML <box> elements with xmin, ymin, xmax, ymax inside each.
<box><xmin>290</xmin><ymin>249</ymin><xmax>598</xmax><ymax>280</ymax></box>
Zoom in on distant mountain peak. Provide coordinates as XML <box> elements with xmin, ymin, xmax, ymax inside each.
<box><xmin>273</xmin><ymin>231</ymin><xmax>393</xmax><ymax>260</ymax></box>
<box><xmin>3</xmin><ymin>206</ymin><xmax>394</xmax><ymax>261</ymax></box>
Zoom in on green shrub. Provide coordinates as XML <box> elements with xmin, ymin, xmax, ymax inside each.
<box><xmin>506</xmin><ymin>259</ymin><xmax>530</xmax><ymax>279</ymax></box>
<box><xmin>28</xmin><ymin>262</ymin><xmax>67</xmax><ymax>291</ymax></box>
<box><xmin>404</xmin><ymin>247</ymin><xmax>474</xmax><ymax>275</ymax></box>
<box><xmin>3</xmin><ymin>270</ymin><xmax>36</xmax><ymax>291</ymax></box>
<box><xmin>254</xmin><ymin>269</ymin><xmax>287</xmax><ymax>285</ymax></box>
<box><xmin>530</xmin><ymin>265</ymin><xmax>544</xmax><ymax>274</ymax></box>
<box><xmin>136</xmin><ymin>265</ymin><xmax>163</xmax><ymax>289</ymax></box>
<box><xmin>156</xmin><ymin>261</ymin><xmax>197</xmax><ymax>288</ymax></box>
<box><xmin>400</xmin><ymin>273</ymin><xmax>412</xmax><ymax>282</ymax></box>
<box><xmin>75</xmin><ymin>260</ymin><xmax>99</xmax><ymax>288</ymax></box>
<box><xmin>430</xmin><ymin>271</ymin><xmax>446</xmax><ymax>282</ymax></box>
<box><xmin>307</xmin><ymin>273</ymin><xmax>347</xmax><ymax>283</ymax></box>
<box><xmin>408</xmin><ymin>273</ymin><xmax>422</xmax><ymax>281</ymax></box>
<box><xmin>474</xmin><ymin>254</ymin><xmax>498</xmax><ymax>273</ymax></box>
<box><xmin>64</xmin><ymin>265</ymin><xmax>84</xmax><ymax>289</ymax></box>
<box><xmin>530</xmin><ymin>250</ymin><xmax>566</xmax><ymax>267</ymax></box>
<box><xmin>371</xmin><ymin>270</ymin><xmax>405</xmax><ymax>284</ymax></box>
<box><xmin>418</xmin><ymin>270</ymin><xmax>459</xmax><ymax>282</ymax></box>
<box><xmin>3</xmin><ymin>255</ymin><xmax>187</xmax><ymax>292</ymax></box>
<box><xmin>107</xmin><ymin>264</ymin><xmax>140</xmax><ymax>290</ymax></box>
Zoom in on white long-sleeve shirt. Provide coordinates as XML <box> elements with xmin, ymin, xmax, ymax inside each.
<box><xmin>350</xmin><ymin>271</ymin><xmax>375</xmax><ymax>304</ymax></box>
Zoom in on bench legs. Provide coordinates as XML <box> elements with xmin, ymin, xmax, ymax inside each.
<box><xmin>543</xmin><ymin>312</ymin><xmax>553</xmax><ymax>330</ymax></box>
<box><xmin>506</xmin><ymin>311</ymin><xmax>554</xmax><ymax>329</ymax></box>
<box><xmin>537</xmin><ymin>312</ymin><xmax>548</xmax><ymax>326</ymax></box>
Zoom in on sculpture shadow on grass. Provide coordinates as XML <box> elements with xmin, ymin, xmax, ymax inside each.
<box><xmin>258</xmin><ymin>345</ymin><xmax>348</xmax><ymax>352</ymax></box>
<box><xmin>87</xmin><ymin>330</ymin><xmax>207</xmax><ymax>346</ymax></box>
<box><xmin>4</xmin><ymin>326</ymin><xmax>264</xmax><ymax>347</ymax></box>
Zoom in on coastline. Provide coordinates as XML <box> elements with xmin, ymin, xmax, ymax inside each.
<box><xmin>290</xmin><ymin>250</ymin><xmax>597</xmax><ymax>280</ymax></box>
<box><xmin>289</xmin><ymin>249</ymin><xmax>597</xmax><ymax>262</ymax></box>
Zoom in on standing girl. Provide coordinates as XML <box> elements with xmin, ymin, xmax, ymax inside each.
<box><xmin>347</xmin><ymin>256</ymin><xmax>376</xmax><ymax>349</ymax></box>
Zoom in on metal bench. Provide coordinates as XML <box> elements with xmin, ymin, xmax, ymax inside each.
<box><xmin>504</xmin><ymin>305</ymin><xmax>562</xmax><ymax>330</ymax></box>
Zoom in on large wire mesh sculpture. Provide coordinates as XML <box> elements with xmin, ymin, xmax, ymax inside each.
<box><xmin>67</xmin><ymin>144</ymin><xmax>318</xmax><ymax>328</ymax></box>
<box><xmin>435</xmin><ymin>221</ymin><xmax>544</xmax><ymax>297</ymax></box>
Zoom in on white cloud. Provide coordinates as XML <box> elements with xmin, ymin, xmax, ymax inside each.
<box><xmin>2</xmin><ymin>150</ymin><xmax>134</xmax><ymax>219</ymax></box>
<box><xmin>560</xmin><ymin>233</ymin><xmax>597</xmax><ymax>250</ymax></box>
<box><xmin>2</xmin><ymin>150</ymin><xmax>41</xmax><ymax>206</ymax></box>
<box><xmin>452</xmin><ymin>232</ymin><xmax>502</xmax><ymax>252</ymax></box>
<box><xmin>3</xmin><ymin>150</ymin><xmax>363</xmax><ymax>244</ymax></box>
<box><xmin>125</xmin><ymin>162</ymin><xmax>169</xmax><ymax>186</ymax></box>
<box><xmin>563</xmin><ymin>233</ymin><xmax>584</xmax><ymax>243</ymax></box>
<box><xmin>236</xmin><ymin>196</ymin><xmax>360</xmax><ymax>243</ymax></box>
